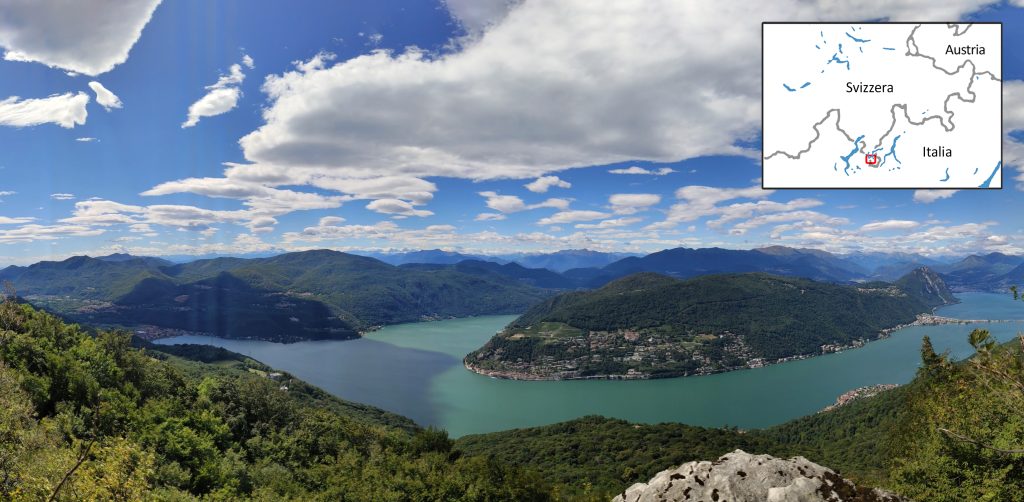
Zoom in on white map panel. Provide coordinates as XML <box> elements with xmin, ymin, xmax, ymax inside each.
<box><xmin>762</xmin><ymin>23</ymin><xmax>1002</xmax><ymax>189</ymax></box>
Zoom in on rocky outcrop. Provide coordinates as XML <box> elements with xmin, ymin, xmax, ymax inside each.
<box><xmin>612</xmin><ymin>450</ymin><xmax>907</xmax><ymax>502</ymax></box>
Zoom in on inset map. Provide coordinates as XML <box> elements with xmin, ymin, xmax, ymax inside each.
<box><xmin>762</xmin><ymin>22</ymin><xmax>1002</xmax><ymax>189</ymax></box>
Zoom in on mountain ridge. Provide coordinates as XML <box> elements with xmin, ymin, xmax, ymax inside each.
<box><xmin>465</xmin><ymin>268</ymin><xmax>953</xmax><ymax>380</ymax></box>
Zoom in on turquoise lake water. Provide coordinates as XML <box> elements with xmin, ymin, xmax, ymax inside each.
<box><xmin>156</xmin><ymin>292</ymin><xmax>1024</xmax><ymax>437</ymax></box>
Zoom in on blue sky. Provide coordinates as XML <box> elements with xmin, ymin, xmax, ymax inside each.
<box><xmin>0</xmin><ymin>0</ymin><xmax>1022</xmax><ymax>265</ymax></box>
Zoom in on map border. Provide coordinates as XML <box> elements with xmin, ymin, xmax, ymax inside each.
<box><xmin>760</xmin><ymin>21</ymin><xmax>1004</xmax><ymax>190</ymax></box>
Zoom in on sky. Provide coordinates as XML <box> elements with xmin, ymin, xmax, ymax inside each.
<box><xmin>0</xmin><ymin>0</ymin><xmax>1023</xmax><ymax>265</ymax></box>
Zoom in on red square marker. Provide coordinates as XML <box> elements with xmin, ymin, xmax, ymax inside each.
<box><xmin>865</xmin><ymin>154</ymin><xmax>878</xmax><ymax>165</ymax></box>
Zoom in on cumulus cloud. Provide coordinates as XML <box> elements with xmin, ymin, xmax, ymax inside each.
<box><xmin>478</xmin><ymin>191</ymin><xmax>569</xmax><ymax>213</ymax></box>
<box><xmin>609</xmin><ymin>166</ymin><xmax>676</xmax><ymax>175</ymax></box>
<box><xmin>0</xmin><ymin>92</ymin><xmax>89</xmax><ymax>128</ymax></box>
<box><xmin>609</xmin><ymin>193</ymin><xmax>661</xmax><ymax>215</ymax></box>
<box><xmin>538</xmin><ymin>210</ymin><xmax>609</xmax><ymax>225</ymax></box>
<box><xmin>575</xmin><ymin>217</ymin><xmax>643</xmax><ymax>229</ymax></box>
<box><xmin>236</xmin><ymin>0</ymin><xmax>998</xmax><ymax>187</ymax></box>
<box><xmin>0</xmin><ymin>0</ymin><xmax>161</xmax><ymax>75</ymax></box>
<box><xmin>366</xmin><ymin>198</ymin><xmax>433</xmax><ymax>218</ymax></box>
<box><xmin>913</xmin><ymin>190</ymin><xmax>959</xmax><ymax>203</ymax></box>
<box><xmin>87</xmin><ymin>81</ymin><xmax>122</xmax><ymax>110</ymax></box>
<box><xmin>182</xmin><ymin>58</ymin><xmax>249</xmax><ymax>128</ymax></box>
<box><xmin>524</xmin><ymin>175</ymin><xmax>570</xmax><ymax>193</ymax></box>
<box><xmin>647</xmin><ymin>185</ymin><xmax>771</xmax><ymax>229</ymax></box>
<box><xmin>0</xmin><ymin>223</ymin><xmax>103</xmax><ymax>243</ymax></box>
<box><xmin>475</xmin><ymin>212</ymin><xmax>506</xmax><ymax>221</ymax></box>
<box><xmin>730</xmin><ymin>210</ymin><xmax>847</xmax><ymax>236</ymax></box>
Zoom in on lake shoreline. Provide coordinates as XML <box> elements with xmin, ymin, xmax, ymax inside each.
<box><xmin>464</xmin><ymin>311</ymin><xmax>1022</xmax><ymax>382</ymax></box>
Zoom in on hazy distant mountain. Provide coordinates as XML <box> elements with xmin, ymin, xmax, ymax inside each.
<box><xmin>362</xmin><ymin>249</ymin><xmax>503</xmax><ymax>266</ymax></box>
<box><xmin>96</xmin><ymin>253</ymin><xmax>174</xmax><ymax>267</ymax></box>
<box><xmin>936</xmin><ymin>252</ymin><xmax>1024</xmax><ymax>291</ymax></box>
<box><xmin>561</xmin><ymin>246</ymin><xmax>866</xmax><ymax>288</ymax></box>
<box><xmin>503</xmin><ymin>250</ymin><xmax>637</xmax><ymax>273</ymax></box>
<box><xmin>833</xmin><ymin>251</ymin><xmax>948</xmax><ymax>281</ymax></box>
<box><xmin>0</xmin><ymin>250</ymin><xmax>551</xmax><ymax>342</ymax></box>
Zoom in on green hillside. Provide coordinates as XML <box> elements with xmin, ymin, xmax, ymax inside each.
<box><xmin>466</xmin><ymin>270</ymin><xmax>950</xmax><ymax>379</ymax></box>
<box><xmin>1</xmin><ymin>250</ymin><xmax>552</xmax><ymax>342</ymax></box>
<box><xmin>458</xmin><ymin>328</ymin><xmax>1024</xmax><ymax>501</ymax></box>
<box><xmin>0</xmin><ymin>298</ymin><xmax>554</xmax><ymax>500</ymax></box>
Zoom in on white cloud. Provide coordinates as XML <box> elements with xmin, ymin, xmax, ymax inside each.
<box><xmin>318</xmin><ymin>216</ymin><xmax>345</xmax><ymax>226</ymax></box>
<box><xmin>524</xmin><ymin>175</ymin><xmax>570</xmax><ymax>193</ymax></box>
<box><xmin>0</xmin><ymin>92</ymin><xmax>89</xmax><ymax>128</ymax></box>
<box><xmin>609</xmin><ymin>166</ymin><xmax>676</xmax><ymax>175</ymax></box>
<box><xmin>647</xmin><ymin>185</ymin><xmax>771</xmax><ymax>229</ymax></box>
<box><xmin>239</xmin><ymin>0</ymin><xmax>995</xmax><ymax>185</ymax></box>
<box><xmin>366</xmin><ymin>198</ymin><xmax>433</xmax><ymax>218</ymax></box>
<box><xmin>575</xmin><ymin>217</ymin><xmax>642</xmax><ymax>229</ymax></box>
<box><xmin>913</xmin><ymin>189</ymin><xmax>959</xmax><ymax>204</ymax></box>
<box><xmin>76</xmin><ymin>137</ymin><xmax>97</xmax><ymax>142</ymax></box>
<box><xmin>242</xmin><ymin>54</ymin><xmax>254</xmax><ymax>69</ymax></box>
<box><xmin>0</xmin><ymin>0</ymin><xmax>161</xmax><ymax>76</ymax></box>
<box><xmin>707</xmin><ymin>198</ymin><xmax>823</xmax><ymax>229</ymax></box>
<box><xmin>609</xmin><ymin>193</ymin><xmax>660</xmax><ymax>215</ymax></box>
<box><xmin>238</xmin><ymin>1</ymin><xmax>781</xmax><ymax>182</ymax></box>
<box><xmin>731</xmin><ymin>210</ymin><xmax>847</xmax><ymax>236</ymax></box>
<box><xmin>49</xmin><ymin>193</ymin><xmax>75</xmax><ymax>200</ymax></box>
<box><xmin>859</xmin><ymin>220</ymin><xmax>920</xmax><ymax>232</ymax></box>
<box><xmin>0</xmin><ymin>216</ymin><xmax>33</xmax><ymax>224</ymax></box>
<box><xmin>118</xmin><ymin>0</ymin><xmax>1011</xmax><ymax>242</ymax></box>
<box><xmin>538</xmin><ymin>210</ymin><xmax>609</xmax><ymax>225</ymax></box>
<box><xmin>0</xmin><ymin>223</ymin><xmax>103</xmax><ymax>243</ymax></box>
<box><xmin>475</xmin><ymin>212</ymin><xmax>506</xmax><ymax>221</ymax></box>
<box><xmin>87</xmin><ymin>81</ymin><xmax>122</xmax><ymax>110</ymax></box>
<box><xmin>478</xmin><ymin>191</ymin><xmax>569</xmax><ymax>213</ymax></box>
<box><xmin>182</xmin><ymin>60</ymin><xmax>248</xmax><ymax>128</ymax></box>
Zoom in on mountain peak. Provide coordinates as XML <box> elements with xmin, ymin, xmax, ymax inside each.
<box><xmin>895</xmin><ymin>267</ymin><xmax>956</xmax><ymax>306</ymax></box>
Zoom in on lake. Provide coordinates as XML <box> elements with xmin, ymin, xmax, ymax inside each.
<box><xmin>155</xmin><ymin>292</ymin><xmax>1024</xmax><ymax>437</ymax></box>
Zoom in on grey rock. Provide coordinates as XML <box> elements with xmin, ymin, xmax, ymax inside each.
<box><xmin>612</xmin><ymin>450</ymin><xmax>907</xmax><ymax>502</ymax></box>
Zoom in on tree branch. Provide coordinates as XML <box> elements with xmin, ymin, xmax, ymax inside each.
<box><xmin>47</xmin><ymin>438</ymin><xmax>94</xmax><ymax>502</ymax></box>
<box><xmin>938</xmin><ymin>428</ymin><xmax>1024</xmax><ymax>455</ymax></box>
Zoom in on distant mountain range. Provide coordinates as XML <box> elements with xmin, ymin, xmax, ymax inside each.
<box><xmin>930</xmin><ymin>252</ymin><xmax>1024</xmax><ymax>291</ymax></box>
<box><xmin>0</xmin><ymin>250</ymin><xmax>551</xmax><ymax>342</ymax></box>
<box><xmin>465</xmin><ymin>268</ymin><xmax>954</xmax><ymax>380</ymax></box>
<box><xmin>0</xmin><ymin>246</ymin><xmax>1017</xmax><ymax>343</ymax></box>
<box><xmin>363</xmin><ymin>248</ymin><xmax>635</xmax><ymax>272</ymax></box>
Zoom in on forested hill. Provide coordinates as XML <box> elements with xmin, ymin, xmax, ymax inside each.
<box><xmin>465</xmin><ymin>269</ymin><xmax>953</xmax><ymax>380</ymax></box>
<box><xmin>0</xmin><ymin>249</ymin><xmax>552</xmax><ymax>342</ymax></box>
<box><xmin>458</xmin><ymin>326</ymin><xmax>1024</xmax><ymax>501</ymax></box>
<box><xmin>0</xmin><ymin>299</ymin><xmax>554</xmax><ymax>500</ymax></box>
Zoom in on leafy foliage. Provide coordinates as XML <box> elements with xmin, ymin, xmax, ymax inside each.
<box><xmin>0</xmin><ymin>299</ymin><xmax>555</xmax><ymax>500</ymax></box>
